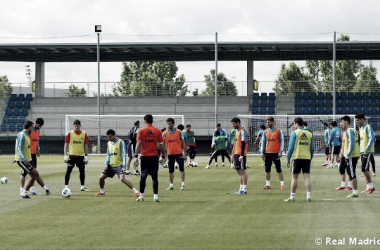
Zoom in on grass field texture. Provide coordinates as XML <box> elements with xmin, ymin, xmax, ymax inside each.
<box><xmin>1</xmin><ymin>155</ymin><xmax>380</xmax><ymax>250</ymax></box>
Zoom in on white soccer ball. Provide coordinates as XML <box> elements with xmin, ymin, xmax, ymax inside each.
<box><xmin>1</xmin><ymin>177</ymin><xmax>9</xmax><ymax>184</ymax></box>
<box><xmin>62</xmin><ymin>188</ymin><xmax>72</xmax><ymax>198</ymax></box>
<box><xmin>193</xmin><ymin>162</ymin><xmax>198</xmax><ymax>167</ymax></box>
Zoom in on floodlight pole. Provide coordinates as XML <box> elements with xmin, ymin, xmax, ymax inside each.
<box><xmin>333</xmin><ymin>31</ymin><xmax>336</xmax><ymax>116</ymax></box>
<box><xmin>215</xmin><ymin>32</ymin><xmax>218</xmax><ymax>124</ymax></box>
<box><xmin>96</xmin><ymin>25</ymin><xmax>101</xmax><ymax>154</ymax></box>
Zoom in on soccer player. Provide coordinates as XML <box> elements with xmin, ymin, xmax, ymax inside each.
<box><xmin>328</xmin><ymin>121</ymin><xmax>341</xmax><ymax>169</ymax></box>
<box><xmin>260</xmin><ymin>116</ymin><xmax>285</xmax><ymax>190</ymax></box>
<box><xmin>355</xmin><ymin>113</ymin><xmax>375</xmax><ymax>194</ymax></box>
<box><xmin>338</xmin><ymin>116</ymin><xmax>360</xmax><ymax>198</ymax></box>
<box><xmin>231</xmin><ymin>117</ymin><xmax>248</xmax><ymax>195</ymax></box>
<box><xmin>228</xmin><ymin>127</ymin><xmax>237</xmax><ymax>168</ymax></box>
<box><xmin>303</xmin><ymin>121</ymin><xmax>313</xmax><ymax>134</ymax></box>
<box><xmin>126</xmin><ymin>120</ymin><xmax>140</xmax><ymax>175</ymax></box>
<box><xmin>185</xmin><ymin>124</ymin><xmax>197</xmax><ymax>165</ymax></box>
<box><xmin>211</xmin><ymin>123</ymin><xmax>228</xmax><ymax>167</ymax></box>
<box><xmin>285</xmin><ymin>117</ymin><xmax>314</xmax><ymax>202</ymax></box>
<box><xmin>254</xmin><ymin>125</ymin><xmax>266</xmax><ymax>167</ymax></box>
<box><xmin>135</xmin><ymin>114</ymin><xmax>165</xmax><ymax>202</ymax></box>
<box><xmin>63</xmin><ymin>119</ymin><xmax>90</xmax><ymax>192</ymax></box>
<box><xmin>163</xmin><ymin>118</ymin><xmax>187</xmax><ymax>190</ymax></box>
<box><xmin>95</xmin><ymin>129</ymin><xmax>140</xmax><ymax>197</ymax></box>
<box><xmin>321</xmin><ymin>122</ymin><xmax>332</xmax><ymax>167</ymax></box>
<box><xmin>15</xmin><ymin>120</ymin><xmax>50</xmax><ymax>199</ymax></box>
<box><xmin>20</xmin><ymin>117</ymin><xmax>44</xmax><ymax>195</ymax></box>
<box><xmin>205</xmin><ymin>130</ymin><xmax>232</xmax><ymax>169</ymax></box>
<box><xmin>177</xmin><ymin>124</ymin><xmax>187</xmax><ymax>168</ymax></box>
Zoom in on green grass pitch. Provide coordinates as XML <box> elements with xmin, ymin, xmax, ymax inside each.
<box><xmin>0</xmin><ymin>155</ymin><xmax>380</xmax><ymax>250</ymax></box>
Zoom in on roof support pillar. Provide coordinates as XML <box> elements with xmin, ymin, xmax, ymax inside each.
<box><xmin>247</xmin><ymin>60</ymin><xmax>254</xmax><ymax>110</ymax></box>
<box><xmin>35</xmin><ymin>62</ymin><xmax>45</xmax><ymax>98</ymax></box>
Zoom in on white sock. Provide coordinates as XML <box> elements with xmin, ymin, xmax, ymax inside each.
<box><xmin>81</xmin><ymin>185</ymin><xmax>85</xmax><ymax>189</ymax></box>
<box><xmin>353</xmin><ymin>190</ymin><xmax>358</xmax><ymax>195</ymax></box>
<box><xmin>139</xmin><ymin>193</ymin><xmax>144</xmax><ymax>198</ymax></box>
<box><xmin>242</xmin><ymin>185</ymin><xmax>247</xmax><ymax>191</ymax></box>
<box><xmin>280</xmin><ymin>181</ymin><xmax>284</xmax><ymax>186</ymax></box>
<box><xmin>369</xmin><ymin>183</ymin><xmax>373</xmax><ymax>188</ymax></box>
<box><xmin>21</xmin><ymin>190</ymin><xmax>27</xmax><ymax>196</ymax></box>
<box><xmin>65</xmin><ymin>185</ymin><xmax>69</xmax><ymax>189</ymax></box>
<box><xmin>30</xmin><ymin>186</ymin><xmax>35</xmax><ymax>191</ymax></box>
<box><xmin>266</xmin><ymin>180</ymin><xmax>270</xmax><ymax>186</ymax></box>
<box><xmin>341</xmin><ymin>181</ymin><xmax>346</xmax><ymax>187</ymax></box>
<box><xmin>154</xmin><ymin>194</ymin><xmax>158</xmax><ymax>200</ymax></box>
<box><xmin>181</xmin><ymin>182</ymin><xmax>185</xmax><ymax>186</ymax></box>
<box><xmin>337</xmin><ymin>163</ymin><xmax>340</xmax><ymax>167</ymax></box>
<box><xmin>100</xmin><ymin>188</ymin><xmax>105</xmax><ymax>193</ymax></box>
<box><xmin>132</xmin><ymin>187</ymin><xmax>139</xmax><ymax>193</ymax></box>
<box><xmin>290</xmin><ymin>193</ymin><xmax>295</xmax><ymax>198</ymax></box>
<box><xmin>20</xmin><ymin>187</ymin><xmax>24</xmax><ymax>193</ymax></box>
<box><xmin>43</xmin><ymin>185</ymin><xmax>48</xmax><ymax>191</ymax></box>
<box><xmin>348</xmin><ymin>181</ymin><xmax>352</xmax><ymax>188</ymax></box>
<box><xmin>239</xmin><ymin>184</ymin><xmax>243</xmax><ymax>190</ymax></box>
<box><xmin>306</xmin><ymin>192</ymin><xmax>311</xmax><ymax>199</ymax></box>
<box><xmin>170</xmin><ymin>183</ymin><xmax>174</xmax><ymax>188</ymax></box>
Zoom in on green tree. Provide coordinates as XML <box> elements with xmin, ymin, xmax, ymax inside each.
<box><xmin>201</xmin><ymin>69</ymin><xmax>238</xmax><ymax>96</ymax></box>
<box><xmin>353</xmin><ymin>61</ymin><xmax>379</xmax><ymax>92</ymax></box>
<box><xmin>273</xmin><ymin>62</ymin><xmax>310</xmax><ymax>95</ymax></box>
<box><xmin>0</xmin><ymin>75</ymin><xmax>13</xmax><ymax>97</ymax></box>
<box><xmin>65</xmin><ymin>84</ymin><xmax>86</xmax><ymax>97</ymax></box>
<box><xmin>113</xmin><ymin>61</ymin><xmax>188</xmax><ymax>97</ymax></box>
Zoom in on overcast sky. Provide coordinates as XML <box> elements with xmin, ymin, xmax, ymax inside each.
<box><xmin>1</xmin><ymin>0</ymin><xmax>380</xmax><ymax>95</ymax></box>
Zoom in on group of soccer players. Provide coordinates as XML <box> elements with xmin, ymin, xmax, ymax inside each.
<box><xmin>13</xmin><ymin>112</ymin><xmax>376</xmax><ymax>202</ymax></box>
<box><xmin>321</xmin><ymin>114</ymin><xmax>376</xmax><ymax>198</ymax></box>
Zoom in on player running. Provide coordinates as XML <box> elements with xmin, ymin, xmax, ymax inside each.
<box><xmin>205</xmin><ymin>130</ymin><xmax>232</xmax><ymax>169</ymax></box>
<box><xmin>185</xmin><ymin>124</ymin><xmax>197</xmax><ymax>166</ymax></box>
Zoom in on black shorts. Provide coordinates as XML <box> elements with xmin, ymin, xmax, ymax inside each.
<box><xmin>233</xmin><ymin>154</ymin><xmax>247</xmax><ymax>170</ymax></box>
<box><xmin>361</xmin><ymin>154</ymin><xmax>374</xmax><ymax>172</ymax></box>
<box><xmin>187</xmin><ymin>146</ymin><xmax>197</xmax><ymax>155</ymax></box>
<box><xmin>345</xmin><ymin>157</ymin><xmax>359</xmax><ymax>180</ymax></box>
<box><xmin>67</xmin><ymin>156</ymin><xmax>85</xmax><ymax>169</ymax></box>
<box><xmin>102</xmin><ymin>164</ymin><xmax>123</xmax><ymax>178</ymax></box>
<box><xmin>140</xmin><ymin>156</ymin><xmax>159</xmax><ymax>178</ymax></box>
<box><xmin>291</xmin><ymin>159</ymin><xmax>311</xmax><ymax>174</ymax></box>
<box><xmin>21</xmin><ymin>154</ymin><xmax>37</xmax><ymax>177</ymax></box>
<box><xmin>17</xmin><ymin>160</ymin><xmax>36</xmax><ymax>175</ymax></box>
<box><xmin>331</xmin><ymin>145</ymin><xmax>341</xmax><ymax>155</ymax></box>
<box><xmin>339</xmin><ymin>157</ymin><xmax>347</xmax><ymax>175</ymax></box>
<box><xmin>325</xmin><ymin>146</ymin><xmax>331</xmax><ymax>155</ymax></box>
<box><xmin>168</xmin><ymin>154</ymin><xmax>185</xmax><ymax>173</ymax></box>
<box><xmin>127</xmin><ymin>143</ymin><xmax>135</xmax><ymax>158</ymax></box>
<box><xmin>264</xmin><ymin>153</ymin><xmax>282</xmax><ymax>173</ymax></box>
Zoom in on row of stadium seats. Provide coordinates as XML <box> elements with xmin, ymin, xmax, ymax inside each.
<box><xmin>252</xmin><ymin>93</ymin><xmax>276</xmax><ymax>115</ymax></box>
<box><xmin>1</xmin><ymin>93</ymin><xmax>33</xmax><ymax>132</ymax></box>
<box><xmin>9</xmin><ymin>93</ymin><xmax>33</xmax><ymax>102</ymax></box>
<box><xmin>295</xmin><ymin>106</ymin><xmax>378</xmax><ymax>115</ymax></box>
<box><xmin>295</xmin><ymin>92</ymin><xmax>380</xmax><ymax>100</ymax></box>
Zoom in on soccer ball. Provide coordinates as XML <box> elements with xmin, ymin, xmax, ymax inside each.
<box><xmin>62</xmin><ymin>188</ymin><xmax>72</xmax><ymax>198</ymax></box>
<box><xmin>1</xmin><ymin>177</ymin><xmax>8</xmax><ymax>184</ymax></box>
<box><xmin>193</xmin><ymin>162</ymin><xmax>198</xmax><ymax>167</ymax></box>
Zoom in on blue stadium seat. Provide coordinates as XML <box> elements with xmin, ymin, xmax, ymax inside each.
<box><xmin>18</xmin><ymin>116</ymin><xmax>26</xmax><ymax>124</ymax></box>
<box><xmin>268</xmin><ymin>108</ymin><xmax>275</xmax><ymax>114</ymax></box>
<box><xmin>354</xmin><ymin>92</ymin><xmax>361</xmax><ymax>100</ymax></box>
<box><xmin>336</xmin><ymin>107</ymin><xmax>342</xmax><ymax>114</ymax></box>
<box><xmin>326</xmin><ymin>107</ymin><xmax>332</xmax><ymax>114</ymax></box>
<box><xmin>309</xmin><ymin>107</ymin><xmax>317</xmax><ymax>115</ymax></box>
<box><xmin>362</xmin><ymin>92</ymin><xmax>369</xmax><ymax>100</ymax></box>
<box><xmin>302</xmin><ymin>92</ymin><xmax>309</xmax><ymax>100</ymax></box>
<box><xmin>23</xmin><ymin>101</ymin><xmax>31</xmax><ymax>109</ymax></box>
<box><xmin>318</xmin><ymin>100</ymin><xmax>324</xmax><ymax>107</ymax></box>
<box><xmin>1</xmin><ymin>123</ymin><xmax>7</xmax><ymax>131</ymax></box>
<box><xmin>295</xmin><ymin>92</ymin><xmax>302</xmax><ymax>100</ymax></box>
<box><xmin>348</xmin><ymin>92</ymin><xmax>354</xmax><ymax>100</ymax></box>
<box><xmin>252</xmin><ymin>99</ymin><xmax>259</xmax><ymax>108</ymax></box>
<box><xmin>16</xmin><ymin>101</ymin><xmax>23</xmax><ymax>109</ymax></box>
<box><xmin>18</xmin><ymin>94</ymin><xmax>25</xmax><ymax>101</ymax></box>
<box><xmin>310</xmin><ymin>92</ymin><xmax>316</xmax><ymax>100</ymax></box>
<box><xmin>310</xmin><ymin>100</ymin><xmax>317</xmax><ymax>107</ymax></box>
<box><xmin>252</xmin><ymin>108</ymin><xmax>258</xmax><ymax>114</ymax></box>
<box><xmin>3</xmin><ymin>116</ymin><xmax>10</xmax><ymax>124</ymax></box>
<box><xmin>8</xmin><ymin>123</ymin><xmax>16</xmax><ymax>131</ymax></box>
<box><xmin>295</xmin><ymin>107</ymin><xmax>302</xmax><ymax>114</ymax></box>
<box><xmin>26</xmin><ymin>93</ymin><xmax>33</xmax><ymax>101</ymax></box>
<box><xmin>6</xmin><ymin>108</ymin><xmax>12</xmax><ymax>116</ymax></box>
<box><xmin>260</xmin><ymin>93</ymin><xmax>268</xmax><ymax>100</ymax></box>
<box><xmin>268</xmin><ymin>101</ymin><xmax>275</xmax><ymax>108</ymax></box>
<box><xmin>317</xmin><ymin>92</ymin><xmax>324</xmax><ymax>99</ymax></box>
<box><xmin>363</xmin><ymin>107</ymin><xmax>370</xmax><ymax>116</ymax></box>
<box><xmin>325</xmin><ymin>92</ymin><xmax>332</xmax><ymax>100</ymax></box>
<box><xmin>16</xmin><ymin>123</ymin><xmax>23</xmax><ymax>131</ymax></box>
<box><xmin>369</xmin><ymin>92</ymin><xmax>377</xmax><ymax>100</ymax></box>
<box><xmin>10</xmin><ymin>94</ymin><xmax>17</xmax><ymax>101</ymax></box>
<box><xmin>10</xmin><ymin>116</ymin><xmax>18</xmax><ymax>124</ymax></box>
<box><xmin>259</xmin><ymin>108</ymin><xmax>267</xmax><ymax>115</ymax></box>
<box><xmin>8</xmin><ymin>101</ymin><xmax>15</xmax><ymax>109</ymax></box>
<box><xmin>303</xmin><ymin>107</ymin><xmax>310</xmax><ymax>114</ymax></box>
<box><xmin>325</xmin><ymin>99</ymin><xmax>332</xmax><ymax>107</ymax></box>
<box><xmin>372</xmin><ymin>123</ymin><xmax>378</xmax><ymax>131</ymax></box>
<box><xmin>348</xmin><ymin>106</ymin><xmax>354</xmax><ymax>114</ymax></box>
<box><xmin>363</xmin><ymin>99</ymin><xmax>370</xmax><ymax>107</ymax></box>
<box><xmin>295</xmin><ymin>99</ymin><xmax>302</xmax><ymax>107</ymax></box>
<box><xmin>302</xmin><ymin>100</ymin><xmax>309</xmax><ymax>107</ymax></box>
<box><xmin>13</xmin><ymin>109</ymin><xmax>20</xmax><ymax>116</ymax></box>
<box><xmin>21</xmin><ymin>109</ymin><xmax>28</xmax><ymax>117</ymax></box>
<box><xmin>317</xmin><ymin>107</ymin><xmax>325</xmax><ymax>114</ymax></box>
<box><xmin>370</xmin><ymin>108</ymin><xmax>377</xmax><ymax>116</ymax></box>
<box><xmin>268</xmin><ymin>93</ymin><xmax>275</xmax><ymax>100</ymax></box>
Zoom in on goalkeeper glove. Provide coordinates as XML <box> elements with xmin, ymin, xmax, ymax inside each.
<box><xmin>84</xmin><ymin>155</ymin><xmax>89</xmax><ymax>164</ymax></box>
<box><xmin>64</xmin><ymin>154</ymin><xmax>69</xmax><ymax>163</ymax></box>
